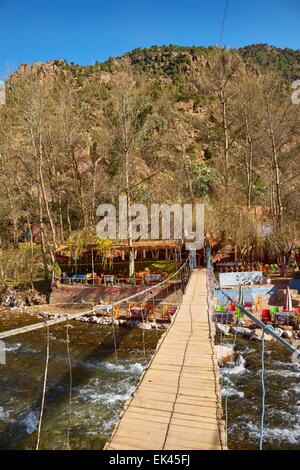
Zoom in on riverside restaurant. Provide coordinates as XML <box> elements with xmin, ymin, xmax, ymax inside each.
<box><xmin>53</xmin><ymin>239</ymin><xmax>185</xmax><ymax>287</ymax></box>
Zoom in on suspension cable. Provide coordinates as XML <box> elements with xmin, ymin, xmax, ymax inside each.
<box><xmin>260</xmin><ymin>330</ymin><xmax>266</xmax><ymax>450</ymax></box>
<box><xmin>36</xmin><ymin>323</ymin><xmax>50</xmax><ymax>450</ymax></box>
<box><xmin>65</xmin><ymin>324</ymin><xmax>73</xmax><ymax>450</ymax></box>
<box><xmin>218</xmin><ymin>0</ymin><xmax>229</xmax><ymax>47</ymax></box>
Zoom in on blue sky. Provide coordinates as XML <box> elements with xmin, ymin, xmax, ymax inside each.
<box><xmin>0</xmin><ymin>0</ymin><xmax>299</xmax><ymax>75</ymax></box>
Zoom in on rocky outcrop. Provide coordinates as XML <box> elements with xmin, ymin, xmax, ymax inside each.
<box><xmin>0</xmin><ymin>287</ymin><xmax>46</xmax><ymax>308</ymax></box>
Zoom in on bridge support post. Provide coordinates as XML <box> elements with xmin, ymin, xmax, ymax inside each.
<box><xmin>206</xmin><ymin>247</ymin><xmax>211</xmax><ymax>269</ymax></box>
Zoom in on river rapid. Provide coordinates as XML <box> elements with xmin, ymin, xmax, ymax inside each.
<box><xmin>0</xmin><ymin>310</ymin><xmax>163</xmax><ymax>450</ymax></box>
<box><xmin>0</xmin><ymin>311</ymin><xmax>299</xmax><ymax>450</ymax></box>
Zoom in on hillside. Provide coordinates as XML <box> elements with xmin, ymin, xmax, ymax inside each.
<box><xmin>0</xmin><ymin>44</ymin><xmax>299</xmax><ymax>282</ymax></box>
<box><xmin>239</xmin><ymin>43</ymin><xmax>300</xmax><ymax>81</ymax></box>
<box><xmin>46</xmin><ymin>43</ymin><xmax>300</xmax><ymax>81</ymax></box>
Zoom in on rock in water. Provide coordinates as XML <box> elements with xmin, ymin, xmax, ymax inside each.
<box><xmin>139</xmin><ymin>323</ymin><xmax>151</xmax><ymax>329</ymax></box>
<box><xmin>282</xmin><ymin>329</ymin><xmax>293</xmax><ymax>339</ymax></box>
<box><xmin>275</xmin><ymin>327</ymin><xmax>284</xmax><ymax>337</ymax></box>
<box><xmin>230</xmin><ymin>326</ymin><xmax>252</xmax><ymax>337</ymax></box>
<box><xmin>89</xmin><ymin>316</ymin><xmax>98</xmax><ymax>323</ymax></box>
<box><xmin>216</xmin><ymin>323</ymin><xmax>231</xmax><ymax>336</ymax></box>
<box><xmin>250</xmin><ymin>329</ymin><xmax>274</xmax><ymax>341</ymax></box>
<box><xmin>214</xmin><ymin>345</ymin><xmax>233</xmax><ymax>365</ymax></box>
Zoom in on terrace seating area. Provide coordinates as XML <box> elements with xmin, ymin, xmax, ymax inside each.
<box><xmin>212</xmin><ymin>297</ymin><xmax>300</xmax><ymax>326</ymax></box>
<box><xmin>92</xmin><ymin>300</ymin><xmax>178</xmax><ymax>323</ymax></box>
<box><xmin>60</xmin><ymin>270</ymin><xmax>169</xmax><ymax>287</ymax></box>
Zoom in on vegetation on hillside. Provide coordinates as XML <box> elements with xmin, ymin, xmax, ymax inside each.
<box><xmin>239</xmin><ymin>43</ymin><xmax>300</xmax><ymax>80</ymax></box>
<box><xmin>0</xmin><ymin>45</ymin><xmax>299</xmax><ymax>282</ymax></box>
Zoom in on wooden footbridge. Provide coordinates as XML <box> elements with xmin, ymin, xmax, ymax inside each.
<box><xmin>104</xmin><ymin>269</ymin><xmax>227</xmax><ymax>450</ymax></box>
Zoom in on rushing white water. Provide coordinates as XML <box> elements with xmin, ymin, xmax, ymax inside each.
<box><xmin>222</xmin><ymin>354</ymin><xmax>247</xmax><ymax>376</ymax></box>
<box><xmin>219</xmin><ymin>336</ymin><xmax>300</xmax><ymax>449</ymax></box>
<box><xmin>17</xmin><ymin>409</ymin><xmax>39</xmax><ymax>435</ymax></box>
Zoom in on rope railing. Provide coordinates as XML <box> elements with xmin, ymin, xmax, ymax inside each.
<box><xmin>0</xmin><ymin>259</ymin><xmax>190</xmax><ymax>340</ymax></box>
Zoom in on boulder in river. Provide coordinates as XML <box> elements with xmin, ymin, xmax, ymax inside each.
<box><xmin>214</xmin><ymin>345</ymin><xmax>233</xmax><ymax>365</ymax></box>
<box><xmin>139</xmin><ymin>323</ymin><xmax>151</xmax><ymax>329</ymax></box>
<box><xmin>250</xmin><ymin>329</ymin><xmax>274</xmax><ymax>341</ymax></box>
<box><xmin>230</xmin><ymin>326</ymin><xmax>252</xmax><ymax>337</ymax></box>
<box><xmin>216</xmin><ymin>323</ymin><xmax>231</xmax><ymax>336</ymax></box>
<box><xmin>275</xmin><ymin>328</ymin><xmax>284</xmax><ymax>337</ymax></box>
<box><xmin>89</xmin><ymin>316</ymin><xmax>98</xmax><ymax>323</ymax></box>
<box><xmin>282</xmin><ymin>329</ymin><xmax>293</xmax><ymax>339</ymax></box>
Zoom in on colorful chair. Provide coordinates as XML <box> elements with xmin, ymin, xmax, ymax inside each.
<box><xmin>112</xmin><ymin>304</ymin><xmax>120</xmax><ymax>315</ymax></box>
<box><xmin>270</xmin><ymin>306</ymin><xmax>279</xmax><ymax>317</ymax></box>
<box><xmin>128</xmin><ymin>302</ymin><xmax>136</xmax><ymax>317</ymax></box>
<box><xmin>235</xmin><ymin>307</ymin><xmax>244</xmax><ymax>319</ymax></box>
<box><xmin>294</xmin><ymin>308</ymin><xmax>300</xmax><ymax>323</ymax></box>
<box><xmin>261</xmin><ymin>309</ymin><xmax>272</xmax><ymax>323</ymax></box>
<box><xmin>216</xmin><ymin>305</ymin><xmax>225</xmax><ymax>312</ymax></box>
<box><xmin>147</xmin><ymin>303</ymin><xmax>155</xmax><ymax>318</ymax></box>
<box><xmin>162</xmin><ymin>305</ymin><xmax>171</xmax><ymax>322</ymax></box>
<box><xmin>254</xmin><ymin>296</ymin><xmax>263</xmax><ymax>312</ymax></box>
<box><xmin>227</xmin><ymin>304</ymin><xmax>236</xmax><ymax>312</ymax></box>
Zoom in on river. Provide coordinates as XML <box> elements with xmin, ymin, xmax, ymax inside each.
<box><xmin>0</xmin><ymin>311</ymin><xmax>299</xmax><ymax>450</ymax></box>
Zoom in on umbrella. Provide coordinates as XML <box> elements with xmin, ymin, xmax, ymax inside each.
<box><xmin>283</xmin><ymin>286</ymin><xmax>293</xmax><ymax>311</ymax></box>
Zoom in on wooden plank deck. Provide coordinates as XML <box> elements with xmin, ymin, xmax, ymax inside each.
<box><xmin>104</xmin><ymin>269</ymin><xmax>227</xmax><ymax>450</ymax></box>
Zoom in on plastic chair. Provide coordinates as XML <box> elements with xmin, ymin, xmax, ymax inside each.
<box><xmin>163</xmin><ymin>305</ymin><xmax>171</xmax><ymax>314</ymax></box>
<box><xmin>147</xmin><ymin>303</ymin><xmax>155</xmax><ymax>317</ymax></box>
<box><xmin>112</xmin><ymin>304</ymin><xmax>120</xmax><ymax>315</ymax></box>
<box><xmin>162</xmin><ymin>305</ymin><xmax>171</xmax><ymax>322</ymax></box>
<box><xmin>294</xmin><ymin>308</ymin><xmax>300</xmax><ymax>323</ymax></box>
<box><xmin>227</xmin><ymin>304</ymin><xmax>236</xmax><ymax>312</ymax></box>
<box><xmin>261</xmin><ymin>309</ymin><xmax>272</xmax><ymax>322</ymax></box>
<box><xmin>270</xmin><ymin>306</ymin><xmax>279</xmax><ymax>316</ymax></box>
<box><xmin>127</xmin><ymin>302</ymin><xmax>136</xmax><ymax>317</ymax></box>
<box><xmin>254</xmin><ymin>296</ymin><xmax>263</xmax><ymax>311</ymax></box>
<box><xmin>235</xmin><ymin>307</ymin><xmax>244</xmax><ymax>319</ymax></box>
<box><xmin>216</xmin><ymin>305</ymin><xmax>225</xmax><ymax>312</ymax></box>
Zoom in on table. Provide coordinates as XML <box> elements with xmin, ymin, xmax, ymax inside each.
<box><xmin>274</xmin><ymin>312</ymin><xmax>295</xmax><ymax>325</ymax></box>
<box><xmin>93</xmin><ymin>304</ymin><xmax>113</xmax><ymax>313</ymax></box>
<box><xmin>103</xmin><ymin>275</ymin><xmax>114</xmax><ymax>285</ymax></box>
<box><xmin>144</xmin><ymin>274</ymin><xmax>161</xmax><ymax>283</ymax></box>
<box><xmin>212</xmin><ymin>312</ymin><xmax>234</xmax><ymax>324</ymax></box>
